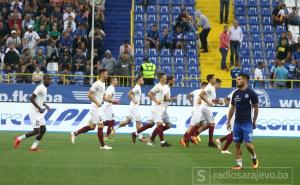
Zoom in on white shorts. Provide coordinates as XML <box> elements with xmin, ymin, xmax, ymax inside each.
<box><xmin>102</xmin><ymin>105</ymin><xmax>114</xmax><ymax>121</ymax></box>
<box><xmin>150</xmin><ymin>105</ymin><xmax>165</xmax><ymax>123</ymax></box>
<box><xmin>198</xmin><ymin>106</ymin><xmax>214</xmax><ymax>124</ymax></box>
<box><xmin>127</xmin><ymin>106</ymin><xmax>141</xmax><ymax>122</ymax></box>
<box><xmin>190</xmin><ymin>107</ymin><xmax>200</xmax><ymax>126</ymax></box>
<box><xmin>29</xmin><ymin>111</ymin><xmax>46</xmax><ymax>128</ymax></box>
<box><xmin>90</xmin><ymin>106</ymin><xmax>104</xmax><ymax>124</ymax></box>
<box><xmin>162</xmin><ymin>110</ymin><xmax>170</xmax><ymax>123</ymax></box>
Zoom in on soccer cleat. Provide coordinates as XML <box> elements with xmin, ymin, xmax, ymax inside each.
<box><xmin>14</xmin><ymin>137</ymin><xmax>21</xmax><ymax>149</ymax></box>
<box><xmin>109</xmin><ymin>128</ymin><xmax>116</xmax><ymax>138</ymax></box>
<box><xmin>70</xmin><ymin>132</ymin><xmax>76</xmax><ymax>144</ymax></box>
<box><xmin>147</xmin><ymin>141</ymin><xmax>155</xmax><ymax>146</ymax></box>
<box><xmin>215</xmin><ymin>138</ymin><xmax>222</xmax><ymax>150</ymax></box>
<box><xmin>30</xmin><ymin>147</ymin><xmax>41</xmax><ymax>152</ymax></box>
<box><xmin>232</xmin><ymin>165</ymin><xmax>243</xmax><ymax>170</ymax></box>
<box><xmin>180</xmin><ymin>139</ymin><xmax>187</xmax><ymax>147</ymax></box>
<box><xmin>190</xmin><ymin>136</ymin><xmax>199</xmax><ymax>145</ymax></box>
<box><xmin>100</xmin><ymin>145</ymin><xmax>112</xmax><ymax>150</ymax></box>
<box><xmin>139</xmin><ymin>137</ymin><xmax>149</xmax><ymax>143</ymax></box>
<box><xmin>252</xmin><ymin>159</ymin><xmax>259</xmax><ymax>169</ymax></box>
<box><xmin>221</xmin><ymin>150</ymin><xmax>232</xmax><ymax>154</ymax></box>
<box><xmin>161</xmin><ymin>142</ymin><xmax>172</xmax><ymax>147</ymax></box>
<box><xmin>196</xmin><ymin>135</ymin><xmax>202</xmax><ymax>142</ymax></box>
<box><xmin>131</xmin><ymin>132</ymin><xmax>137</xmax><ymax>143</ymax></box>
<box><xmin>208</xmin><ymin>142</ymin><xmax>218</xmax><ymax>148</ymax></box>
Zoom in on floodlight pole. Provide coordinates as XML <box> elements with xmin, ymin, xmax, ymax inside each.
<box><xmin>90</xmin><ymin>0</ymin><xmax>95</xmax><ymax>85</ymax></box>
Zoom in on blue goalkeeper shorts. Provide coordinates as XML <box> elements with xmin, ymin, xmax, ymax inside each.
<box><xmin>233</xmin><ymin>122</ymin><xmax>253</xmax><ymax>143</ymax></box>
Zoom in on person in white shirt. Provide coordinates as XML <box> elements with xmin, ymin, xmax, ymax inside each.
<box><xmin>112</xmin><ymin>76</ymin><xmax>146</xmax><ymax>142</ymax></box>
<box><xmin>23</xmin><ymin>25</ymin><xmax>40</xmax><ymax>56</ymax></box>
<box><xmin>147</xmin><ymin>72</ymin><xmax>172</xmax><ymax>147</ymax></box>
<box><xmin>102</xmin><ymin>78</ymin><xmax>119</xmax><ymax>139</ymax></box>
<box><xmin>63</xmin><ymin>7</ymin><xmax>76</xmax><ymax>21</ymax></box>
<box><xmin>254</xmin><ymin>62</ymin><xmax>265</xmax><ymax>89</ymax></box>
<box><xmin>14</xmin><ymin>75</ymin><xmax>52</xmax><ymax>152</ymax></box>
<box><xmin>32</xmin><ymin>67</ymin><xmax>44</xmax><ymax>84</ymax></box>
<box><xmin>229</xmin><ymin>20</ymin><xmax>243</xmax><ymax>67</ymax></box>
<box><xmin>64</xmin><ymin>15</ymin><xmax>76</xmax><ymax>32</ymax></box>
<box><xmin>180</xmin><ymin>82</ymin><xmax>208</xmax><ymax>147</ymax></box>
<box><xmin>71</xmin><ymin>69</ymin><xmax>117</xmax><ymax>150</ymax></box>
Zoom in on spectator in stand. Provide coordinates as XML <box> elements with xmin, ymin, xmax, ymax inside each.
<box><xmin>173</xmin><ymin>25</ymin><xmax>184</xmax><ymax>49</ymax></box>
<box><xmin>140</xmin><ymin>56</ymin><xmax>156</xmax><ymax>85</ymax></box>
<box><xmin>35</xmin><ymin>15</ymin><xmax>50</xmax><ymax>32</ymax></box>
<box><xmin>145</xmin><ymin>24</ymin><xmax>159</xmax><ymax>51</ymax></box>
<box><xmin>292</xmin><ymin>46</ymin><xmax>300</xmax><ymax>63</ymax></box>
<box><xmin>254</xmin><ymin>62</ymin><xmax>265</xmax><ymax>89</ymax></box>
<box><xmin>101</xmin><ymin>50</ymin><xmax>117</xmax><ymax>75</ymax></box>
<box><xmin>22</xmin><ymin>13</ymin><xmax>35</xmax><ymax>31</ymax></box>
<box><xmin>287</xmin><ymin>31</ymin><xmax>296</xmax><ymax>46</ymax></box>
<box><xmin>159</xmin><ymin>27</ymin><xmax>173</xmax><ymax>49</ymax></box>
<box><xmin>0</xmin><ymin>21</ymin><xmax>9</xmax><ymax>46</ymax></box>
<box><xmin>115</xmin><ymin>53</ymin><xmax>132</xmax><ymax>86</ymax></box>
<box><xmin>63</xmin><ymin>6</ymin><xmax>76</xmax><ymax>22</ymax></box>
<box><xmin>270</xmin><ymin>59</ymin><xmax>279</xmax><ymax>87</ymax></box>
<box><xmin>290</xmin><ymin>36</ymin><xmax>300</xmax><ymax>54</ymax></box>
<box><xmin>6</xmin><ymin>30</ymin><xmax>22</xmax><ymax>51</ymax></box>
<box><xmin>93</xmin><ymin>7</ymin><xmax>105</xmax><ymax>29</ymax></box>
<box><xmin>59</xmin><ymin>31</ymin><xmax>72</xmax><ymax>51</ymax></box>
<box><xmin>89</xmin><ymin>28</ymin><xmax>105</xmax><ymax>58</ymax></box>
<box><xmin>289</xmin><ymin>7</ymin><xmax>300</xmax><ymax>25</ymax></box>
<box><xmin>37</xmin><ymin>24</ymin><xmax>49</xmax><ymax>46</ymax></box>
<box><xmin>32</xmin><ymin>66</ymin><xmax>44</xmax><ymax>84</ymax></box>
<box><xmin>33</xmin><ymin>47</ymin><xmax>47</xmax><ymax>72</ymax></box>
<box><xmin>5</xmin><ymin>42</ymin><xmax>19</xmax><ymax>54</ymax></box>
<box><xmin>23</xmin><ymin>24</ymin><xmax>40</xmax><ymax>56</ymax></box>
<box><xmin>74</xmin><ymin>22</ymin><xmax>88</xmax><ymax>39</ymax></box>
<box><xmin>64</xmin><ymin>15</ymin><xmax>76</xmax><ymax>32</ymax></box>
<box><xmin>119</xmin><ymin>44</ymin><xmax>134</xmax><ymax>64</ymax></box>
<box><xmin>49</xmin><ymin>25</ymin><xmax>61</xmax><ymax>44</ymax></box>
<box><xmin>4</xmin><ymin>43</ymin><xmax>19</xmax><ymax>70</ymax></box>
<box><xmin>72</xmin><ymin>47</ymin><xmax>86</xmax><ymax>72</ymax></box>
<box><xmin>19</xmin><ymin>47</ymin><xmax>31</xmax><ymax>66</ymax></box>
<box><xmin>277</xmin><ymin>32</ymin><xmax>289</xmax><ymax>46</ymax></box>
<box><xmin>119</xmin><ymin>40</ymin><xmax>133</xmax><ymax>57</ymax></box>
<box><xmin>2</xmin><ymin>63</ymin><xmax>14</xmax><ymax>82</ymax></box>
<box><xmin>272</xmin><ymin>2</ymin><xmax>283</xmax><ymax>26</ymax></box>
<box><xmin>8</xmin><ymin>8</ymin><xmax>21</xmax><ymax>29</ymax></box>
<box><xmin>229</xmin><ymin>20</ymin><xmax>243</xmax><ymax>67</ymax></box>
<box><xmin>285</xmin><ymin>60</ymin><xmax>297</xmax><ymax>88</ymax></box>
<box><xmin>195</xmin><ymin>10</ymin><xmax>210</xmax><ymax>53</ymax></box>
<box><xmin>59</xmin><ymin>48</ymin><xmax>72</xmax><ymax>71</ymax></box>
<box><xmin>274</xmin><ymin>60</ymin><xmax>289</xmax><ymax>88</ymax></box>
<box><xmin>76</xmin><ymin>3</ymin><xmax>89</xmax><ymax>24</ymax></box>
<box><xmin>10</xmin><ymin>0</ymin><xmax>23</xmax><ymax>12</ymax></box>
<box><xmin>16</xmin><ymin>64</ymin><xmax>31</xmax><ymax>83</ymax></box>
<box><xmin>230</xmin><ymin>62</ymin><xmax>241</xmax><ymax>88</ymax></box>
<box><xmin>51</xmin><ymin>6</ymin><xmax>63</xmax><ymax>25</ymax></box>
<box><xmin>220</xmin><ymin>0</ymin><xmax>230</xmax><ymax>24</ymax></box>
<box><xmin>276</xmin><ymin>39</ymin><xmax>290</xmax><ymax>61</ymax></box>
<box><xmin>219</xmin><ymin>25</ymin><xmax>230</xmax><ymax>70</ymax></box>
<box><xmin>58</xmin><ymin>68</ymin><xmax>74</xmax><ymax>85</ymax></box>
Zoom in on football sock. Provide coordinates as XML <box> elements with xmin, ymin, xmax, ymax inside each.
<box><xmin>193</xmin><ymin>130</ymin><xmax>200</xmax><ymax>137</ymax></box>
<box><xmin>223</xmin><ymin>133</ymin><xmax>233</xmax><ymax>150</ymax></box>
<box><xmin>106</xmin><ymin>120</ymin><xmax>114</xmax><ymax>137</ymax></box>
<box><xmin>208</xmin><ymin>125</ymin><xmax>215</xmax><ymax>143</ymax></box>
<box><xmin>17</xmin><ymin>134</ymin><xmax>26</xmax><ymax>141</ymax></box>
<box><xmin>219</xmin><ymin>135</ymin><xmax>228</xmax><ymax>142</ymax></box>
<box><xmin>236</xmin><ymin>159</ymin><xmax>243</xmax><ymax>167</ymax></box>
<box><xmin>183</xmin><ymin>132</ymin><xmax>189</xmax><ymax>143</ymax></box>
<box><xmin>163</xmin><ymin>125</ymin><xmax>170</xmax><ymax>131</ymax></box>
<box><xmin>150</xmin><ymin>128</ymin><xmax>158</xmax><ymax>141</ymax></box>
<box><xmin>137</xmin><ymin>124</ymin><xmax>152</xmax><ymax>133</ymax></box>
<box><xmin>97</xmin><ymin>127</ymin><xmax>105</xmax><ymax>147</ymax></box>
<box><xmin>75</xmin><ymin>126</ymin><xmax>93</xmax><ymax>136</ymax></box>
<box><xmin>31</xmin><ymin>140</ymin><xmax>40</xmax><ymax>149</ymax></box>
<box><xmin>157</xmin><ymin>125</ymin><xmax>164</xmax><ymax>141</ymax></box>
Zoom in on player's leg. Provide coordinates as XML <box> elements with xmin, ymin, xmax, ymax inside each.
<box><xmin>150</xmin><ymin>111</ymin><xmax>171</xmax><ymax>141</ymax></box>
<box><xmin>232</xmin><ymin>123</ymin><xmax>243</xmax><ymax>170</ymax></box>
<box><xmin>70</xmin><ymin>123</ymin><xmax>95</xmax><ymax>144</ymax></box>
<box><xmin>30</xmin><ymin>125</ymin><xmax>46</xmax><ymax>151</ymax></box>
<box><xmin>98</xmin><ymin>122</ymin><xmax>112</xmax><ymax>150</ymax></box>
<box><xmin>202</xmin><ymin>108</ymin><xmax>217</xmax><ymax>147</ymax></box>
<box><xmin>242</xmin><ymin>124</ymin><xmax>258</xmax><ymax>168</ymax></box>
<box><xmin>219</xmin><ymin>132</ymin><xmax>233</xmax><ymax>154</ymax></box>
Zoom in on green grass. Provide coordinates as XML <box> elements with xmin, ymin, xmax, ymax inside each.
<box><xmin>0</xmin><ymin>132</ymin><xmax>299</xmax><ymax>185</ymax></box>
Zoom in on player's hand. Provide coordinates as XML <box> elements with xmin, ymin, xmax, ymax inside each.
<box><xmin>96</xmin><ymin>102</ymin><xmax>101</xmax><ymax>107</ymax></box>
<box><xmin>112</xmin><ymin>100</ymin><xmax>119</xmax><ymax>104</ymax></box>
<box><xmin>253</xmin><ymin>121</ymin><xmax>257</xmax><ymax>129</ymax></box>
<box><xmin>226</xmin><ymin>121</ymin><xmax>231</xmax><ymax>131</ymax></box>
<box><xmin>155</xmin><ymin>100</ymin><xmax>161</xmax><ymax>105</ymax></box>
<box><xmin>38</xmin><ymin>108</ymin><xmax>44</xmax><ymax>113</ymax></box>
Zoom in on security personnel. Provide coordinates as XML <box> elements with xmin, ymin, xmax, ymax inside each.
<box><xmin>140</xmin><ymin>57</ymin><xmax>156</xmax><ymax>85</ymax></box>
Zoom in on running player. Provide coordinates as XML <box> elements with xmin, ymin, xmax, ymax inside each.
<box><xmin>14</xmin><ymin>75</ymin><xmax>52</xmax><ymax>151</ymax></box>
<box><xmin>215</xmin><ymin>90</ymin><xmax>237</xmax><ymax>154</ymax></box>
<box><xmin>147</xmin><ymin>72</ymin><xmax>171</xmax><ymax>147</ymax></box>
<box><xmin>102</xmin><ymin>77</ymin><xmax>119</xmax><ymax>140</ymax></box>
<box><xmin>70</xmin><ymin>69</ymin><xmax>117</xmax><ymax>150</ymax></box>
<box><xmin>180</xmin><ymin>82</ymin><xmax>208</xmax><ymax>147</ymax></box>
<box><xmin>227</xmin><ymin>73</ymin><xmax>259</xmax><ymax>170</ymax></box>
<box><xmin>112</xmin><ymin>76</ymin><xmax>146</xmax><ymax>142</ymax></box>
<box><xmin>147</xmin><ymin>75</ymin><xmax>176</xmax><ymax>144</ymax></box>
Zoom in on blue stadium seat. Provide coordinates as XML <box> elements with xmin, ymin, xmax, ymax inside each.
<box><xmin>134</xmin><ymin>23</ymin><xmax>144</xmax><ymax>31</ymax></box>
<box><xmin>135</xmin><ymin>57</ymin><xmax>144</xmax><ymax>65</ymax></box>
<box><xmin>134</xmin><ymin>66</ymin><xmax>140</xmax><ymax>74</ymax></box>
<box><xmin>248</xmin><ymin>16</ymin><xmax>259</xmax><ymax>24</ymax></box>
<box><xmin>249</xmin><ymin>25</ymin><xmax>260</xmax><ymax>34</ymax></box>
<box><xmin>235</xmin><ymin>7</ymin><xmax>246</xmax><ymax>16</ymax></box>
<box><xmin>265</xmin><ymin>42</ymin><xmax>275</xmax><ymax>50</ymax></box>
<box><xmin>148</xmin><ymin>0</ymin><xmax>157</xmax><ymax>4</ymax></box>
<box><xmin>134</xmin><ymin>30</ymin><xmax>144</xmax><ymax>39</ymax></box>
<box><xmin>134</xmin><ymin>47</ymin><xmax>144</xmax><ymax>57</ymax></box>
<box><xmin>188</xmin><ymin>57</ymin><xmax>198</xmax><ymax>65</ymax></box>
<box><xmin>252</xmin><ymin>41</ymin><xmax>262</xmax><ymax>50</ymax></box>
<box><xmin>186</xmin><ymin>6</ymin><xmax>195</xmax><ymax>15</ymax></box>
<box><xmin>276</xmin><ymin>25</ymin><xmax>286</xmax><ymax>34</ymax></box>
<box><xmin>160</xmin><ymin>14</ymin><xmax>170</xmax><ymax>23</ymax></box>
<box><xmin>161</xmin><ymin>48</ymin><xmax>171</xmax><ymax>57</ymax></box>
<box><xmin>174</xmin><ymin>65</ymin><xmax>185</xmax><ymax>73</ymax></box>
<box><xmin>147</xmin><ymin>5</ymin><xmax>157</xmax><ymax>14</ymax></box>
<box><xmin>241</xmin><ymin>58</ymin><xmax>252</xmax><ymax>66</ymax></box>
<box><xmin>253</xmin><ymin>50</ymin><xmax>263</xmax><ymax>58</ymax></box>
<box><xmin>240</xmin><ymin>49</ymin><xmax>250</xmax><ymax>57</ymax></box>
<box><xmin>185</xmin><ymin>0</ymin><xmax>195</xmax><ymax>5</ymax></box>
<box><xmin>263</xmin><ymin>25</ymin><xmax>273</xmax><ymax>34</ymax></box>
<box><xmin>160</xmin><ymin>5</ymin><xmax>169</xmax><ymax>14</ymax></box>
<box><xmin>147</xmin><ymin>13</ymin><xmax>157</xmax><ymax>23</ymax></box>
<box><xmin>184</xmin><ymin>32</ymin><xmax>197</xmax><ymax>41</ymax></box>
<box><xmin>260</xmin><ymin>0</ymin><xmax>270</xmax><ymax>7</ymax></box>
<box><xmin>237</xmin><ymin>16</ymin><xmax>247</xmax><ymax>25</ymax></box>
<box><xmin>247</xmin><ymin>7</ymin><xmax>258</xmax><ymax>15</ymax></box>
<box><xmin>134</xmin><ymin>14</ymin><xmax>144</xmax><ymax>23</ymax></box>
<box><xmin>264</xmin><ymin>33</ymin><xmax>274</xmax><ymax>42</ymax></box>
<box><xmin>73</xmin><ymin>71</ymin><xmax>84</xmax><ymax>85</ymax></box>
<box><xmin>262</xmin><ymin>16</ymin><xmax>271</xmax><ymax>25</ymax></box>
<box><xmin>148</xmin><ymin>48</ymin><xmax>158</xmax><ymax>57</ymax></box>
<box><xmin>172</xmin><ymin>0</ymin><xmax>182</xmax><ymax>5</ymax></box>
<box><xmin>187</xmin><ymin>80</ymin><xmax>200</xmax><ymax>88</ymax></box>
<box><xmin>188</xmin><ymin>65</ymin><xmax>198</xmax><ymax>74</ymax></box>
<box><xmin>174</xmin><ymin>49</ymin><xmax>184</xmax><ymax>57</ymax></box>
<box><xmin>260</xmin><ymin>7</ymin><xmax>271</xmax><ymax>16</ymax></box>
<box><xmin>158</xmin><ymin>0</ymin><xmax>169</xmax><ymax>5</ymax></box>
<box><xmin>172</xmin><ymin>5</ymin><xmax>181</xmax><ymax>15</ymax></box>
<box><xmin>247</xmin><ymin>0</ymin><xmax>258</xmax><ymax>6</ymax></box>
<box><xmin>149</xmin><ymin>57</ymin><xmax>158</xmax><ymax>64</ymax></box>
<box><xmin>189</xmin><ymin>74</ymin><xmax>199</xmax><ymax>80</ymax></box>
<box><xmin>172</xmin><ymin>14</ymin><xmax>178</xmax><ymax>21</ymax></box>
<box><xmin>134</xmin><ymin>39</ymin><xmax>144</xmax><ymax>48</ymax></box>
<box><xmin>174</xmin><ymin>57</ymin><xmax>184</xmax><ymax>65</ymax></box>
<box><xmin>135</xmin><ymin>0</ymin><xmax>143</xmax><ymax>4</ymax></box>
<box><xmin>135</xmin><ymin>5</ymin><xmax>144</xmax><ymax>13</ymax></box>
<box><xmin>187</xmin><ymin>48</ymin><xmax>197</xmax><ymax>58</ymax></box>
<box><xmin>251</xmin><ymin>34</ymin><xmax>261</xmax><ymax>41</ymax></box>
<box><xmin>175</xmin><ymin>73</ymin><xmax>185</xmax><ymax>81</ymax></box>
<box><xmin>266</xmin><ymin>50</ymin><xmax>275</xmax><ymax>59</ymax></box>
<box><xmin>253</xmin><ymin>58</ymin><xmax>264</xmax><ymax>66</ymax></box>
<box><xmin>187</xmin><ymin>40</ymin><xmax>197</xmax><ymax>48</ymax></box>
<box><xmin>161</xmin><ymin>57</ymin><xmax>172</xmax><ymax>64</ymax></box>
<box><xmin>239</xmin><ymin>25</ymin><xmax>248</xmax><ymax>33</ymax></box>
<box><xmin>242</xmin><ymin>66</ymin><xmax>252</xmax><ymax>75</ymax></box>
<box><xmin>234</xmin><ymin>0</ymin><xmax>246</xmax><ymax>6</ymax></box>
<box><xmin>161</xmin><ymin>65</ymin><xmax>172</xmax><ymax>73</ymax></box>
<box><xmin>241</xmin><ymin>41</ymin><xmax>250</xmax><ymax>49</ymax></box>
<box><xmin>272</xmin><ymin>0</ymin><xmax>279</xmax><ymax>7</ymax></box>
<box><xmin>243</xmin><ymin>33</ymin><xmax>250</xmax><ymax>42</ymax></box>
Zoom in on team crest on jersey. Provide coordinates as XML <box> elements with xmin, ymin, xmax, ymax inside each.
<box><xmin>245</xmin><ymin>94</ymin><xmax>249</xmax><ymax>98</ymax></box>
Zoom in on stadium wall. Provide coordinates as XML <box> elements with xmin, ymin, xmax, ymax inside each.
<box><xmin>0</xmin><ymin>103</ymin><xmax>299</xmax><ymax>137</ymax></box>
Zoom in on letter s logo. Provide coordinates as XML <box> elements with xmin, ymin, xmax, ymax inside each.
<box><xmin>196</xmin><ymin>170</ymin><xmax>206</xmax><ymax>183</ymax></box>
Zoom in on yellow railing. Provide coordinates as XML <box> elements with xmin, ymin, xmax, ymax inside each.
<box><xmin>130</xmin><ymin>0</ymin><xmax>135</xmax><ymax>86</ymax></box>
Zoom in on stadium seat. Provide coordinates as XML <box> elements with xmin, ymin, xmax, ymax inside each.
<box><xmin>266</xmin><ymin>50</ymin><xmax>276</xmax><ymax>59</ymax></box>
<box><xmin>134</xmin><ymin>23</ymin><xmax>144</xmax><ymax>31</ymax></box>
<box><xmin>161</xmin><ymin>49</ymin><xmax>171</xmax><ymax>57</ymax></box>
<box><xmin>135</xmin><ymin>0</ymin><xmax>143</xmax><ymax>4</ymax></box>
<box><xmin>149</xmin><ymin>56</ymin><xmax>158</xmax><ymax>64</ymax></box>
<box><xmin>242</xmin><ymin>66</ymin><xmax>252</xmax><ymax>75</ymax></box>
<box><xmin>249</xmin><ymin>25</ymin><xmax>260</xmax><ymax>34</ymax></box>
<box><xmin>241</xmin><ymin>58</ymin><xmax>252</xmax><ymax>66</ymax></box>
<box><xmin>234</xmin><ymin>0</ymin><xmax>246</xmax><ymax>6</ymax></box>
<box><xmin>148</xmin><ymin>0</ymin><xmax>157</xmax><ymax>4</ymax></box>
<box><xmin>160</xmin><ymin>23</ymin><xmax>170</xmax><ymax>30</ymax></box>
<box><xmin>185</xmin><ymin>0</ymin><xmax>195</xmax><ymax>5</ymax></box>
<box><xmin>253</xmin><ymin>58</ymin><xmax>264</xmax><ymax>66</ymax></box>
<box><xmin>73</xmin><ymin>71</ymin><xmax>85</xmax><ymax>85</ymax></box>
<box><xmin>147</xmin><ymin>5</ymin><xmax>157</xmax><ymax>14</ymax></box>
<box><xmin>161</xmin><ymin>65</ymin><xmax>172</xmax><ymax>73</ymax></box>
<box><xmin>134</xmin><ymin>39</ymin><xmax>144</xmax><ymax>48</ymax></box>
<box><xmin>240</xmin><ymin>49</ymin><xmax>250</xmax><ymax>57</ymax></box>
<box><xmin>174</xmin><ymin>65</ymin><xmax>185</xmax><ymax>73</ymax></box>
<box><xmin>148</xmin><ymin>48</ymin><xmax>158</xmax><ymax>57</ymax></box>
<box><xmin>186</xmin><ymin>6</ymin><xmax>195</xmax><ymax>15</ymax></box>
<box><xmin>260</xmin><ymin>7</ymin><xmax>271</xmax><ymax>16</ymax></box>
<box><xmin>265</xmin><ymin>42</ymin><xmax>275</xmax><ymax>50</ymax></box>
<box><xmin>134</xmin><ymin>30</ymin><xmax>144</xmax><ymax>39</ymax></box>
<box><xmin>135</xmin><ymin>5</ymin><xmax>144</xmax><ymax>13</ymax></box>
<box><xmin>262</xmin><ymin>16</ymin><xmax>271</xmax><ymax>25</ymax></box>
<box><xmin>160</xmin><ymin>14</ymin><xmax>170</xmax><ymax>23</ymax></box>
<box><xmin>251</xmin><ymin>34</ymin><xmax>261</xmax><ymax>41</ymax></box>
<box><xmin>188</xmin><ymin>57</ymin><xmax>198</xmax><ymax>65</ymax></box>
<box><xmin>172</xmin><ymin>6</ymin><xmax>181</xmax><ymax>15</ymax></box>
<box><xmin>252</xmin><ymin>41</ymin><xmax>262</xmax><ymax>50</ymax></box>
<box><xmin>236</xmin><ymin>16</ymin><xmax>247</xmax><ymax>25</ymax></box>
<box><xmin>187</xmin><ymin>49</ymin><xmax>197</xmax><ymax>58</ymax></box>
<box><xmin>172</xmin><ymin>0</ymin><xmax>182</xmax><ymax>5</ymax></box>
<box><xmin>174</xmin><ymin>49</ymin><xmax>184</xmax><ymax>57</ymax></box>
<box><xmin>160</xmin><ymin>5</ymin><xmax>169</xmax><ymax>14</ymax></box>
<box><xmin>187</xmin><ymin>40</ymin><xmax>197</xmax><ymax>48</ymax></box>
<box><xmin>134</xmin><ymin>13</ymin><xmax>144</xmax><ymax>23</ymax></box>
<box><xmin>260</xmin><ymin>0</ymin><xmax>270</xmax><ymax>7</ymax></box>
<box><xmin>158</xmin><ymin>0</ymin><xmax>169</xmax><ymax>5</ymax></box>
<box><xmin>263</xmin><ymin>25</ymin><xmax>273</xmax><ymax>34</ymax></box>
<box><xmin>161</xmin><ymin>57</ymin><xmax>172</xmax><ymax>64</ymax></box>
<box><xmin>188</xmin><ymin>65</ymin><xmax>198</xmax><ymax>74</ymax></box>
<box><xmin>253</xmin><ymin>50</ymin><xmax>263</xmax><ymax>58</ymax></box>
<box><xmin>35</xmin><ymin>46</ymin><xmax>47</xmax><ymax>55</ymax></box>
<box><xmin>135</xmin><ymin>57</ymin><xmax>144</xmax><ymax>65</ymax></box>
<box><xmin>184</xmin><ymin>32</ymin><xmax>197</xmax><ymax>41</ymax></box>
<box><xmin>247</xmin><ymin>0</ymin><xmax>258</xmax><ymax>7</ymax></box>
<box><xmin>48</xmin><ymin>71</ymin><xmax>59</xmax><ymax>84</ymax></box>
<box><xmin>276</xmin><ymin>25</ymin><xmax>286</xmax><ymax>34</ymax></box>
<box><xmin>248</xmin><ymin>16</ymin><xmax>259</xmax><ymax>25</ymax></box>
<box><xmin>239</xmin><ymin>25</ymin><xmax>248</xmax><ymax>33</ymax></box>
<box><xmin>175</xmin><ymin>73</ymin><xmax>185</xmax><ymax>81</ymax></box>
<box><xmin>187</xmin><ymin>80</ymin><xmax>200</xmax><ymax>88</ymax></box>
<box><xmin>235</xmin><ymin>7</ymin><xmax>246</xmax><ymax>16</ymax></box>
<box><xmin>174</xmin><ymin>57</ymin><xmax>185</xmax><ymax>65</ymax></box>
<box><xmin>264</xmin><ymin>33</ymin><xmax>274</xmax><ymax>42</ymax></box>
<box><xmin>189</xmin><ymin>74</ymin><xmax>199</xmax><ymax>80</ymax></box>
<box><xmin>241</xmin><ymin>41</ymin><xmax>250</xmax><ymax>49</ymax></box>
<box><xmin>134</xmin><ymin>47</ymin><xmax>144</xmax><ymax>57</ymax></box>
<box><xmin>147</xmin><ymin>14</ymin><xmax>157</xmax><ymax>23</ymax></box>
<box><xmin>247</xmin><ymin>7</ymin><xmax>258</xmax><ymax>16</ymax></box>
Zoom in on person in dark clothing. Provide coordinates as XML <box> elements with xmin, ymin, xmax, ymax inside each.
<box><xmin>220</xmin><ymin>0</ymin><xmax>230</xmax><ymax>24</ymax></box>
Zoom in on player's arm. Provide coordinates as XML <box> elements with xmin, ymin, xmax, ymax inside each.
<box><xmin>164</xmin><ymin>95</ymin><xmax>176</xmax><ymax>102</ymax></box>
<box><xmin>252</xmin><ymin>104</ymin><xmax>259</xmax><ymax>129</ymax></box>
<box><xmin>226</xmin><ymin>105</ymin><xmax>235</xmax><ymax>130</ymax></box>
<box><xmin>128</xmin><ymin>89</ymin><xmax>137</xmax><ymax>104</ymax></box>
<box><xmin>104</xmin><ymin>94</ymin><xmax>119</xmax><ymax>104</ymax></box>
<box><xmin>148</xmin><ymin>91</ymin><xmax>161</xmax><ymax>105</ymax></box>
<box><xmin>200</xmin><ymin>90</ymin><xmax>213</xmax><ymax>106</ymax></box>
<box><xmin>187</xmin><ymin>93</ymin><xmax>193</xmax><ymax>106</ymax></box>
<box><xmin>43</xmin><ymin>102</ymin><xmax>50</xmax><ymax>110</ymax></box>
<box><xmin>30</xmin><ymin>94</ymin><xmax>43</xmax><ymax>113</ymax></box>
<box><xmin>87</xmin><ymin>90</ymin><xmax>101</xmax><ymax>107</ymax></box>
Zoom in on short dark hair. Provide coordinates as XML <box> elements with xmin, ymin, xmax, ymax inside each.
<box><xmin>43</xmin><ymin>74</ymin><xmax>50</xmax><ymax>80</ymax></box>
<box><xmin>167</xmin><ymin>75</ymin><xmax>175</xmax><ymax>83</ymax></box>
<box><xmin>201</xmin><ymin>82</ymin><xmax>208</xmax><ymax>86</ymax></box>
<box><xmin>98</xmin><ymin>68</ymin><xmax>108</xmax><ymax>75</ymax></box>
<box><xmin>207</xmin><ymin>74</ymin><xmax>215</xmax><ymax>82</ymax></box>
<box><xmin>136</xmin><ymin>75</ymin><xmax>142</xmax><ymax>82</ymax></box>
<box><xmin>258</xmin><ymin>62</ymin><xmax>263</xmax><ymax>66</ymax></box>
<box><xmin>157</xmin><ymin>72</ymin><xmax>166</xmax><ymax>79</ymax></box>
<box><xmin>238</xmin><ymin>73</ymin><xmax>250</xmax><ymax>81</ymax></box>
<box><xmin>111</xmin><ymin>77</ymin><xmax>117</xmax><ymax>82</ymax></box>
<box><xmin>216</xmin><ymin>78</ymin><xmax>222</xmax><ymax>84</ymax></box>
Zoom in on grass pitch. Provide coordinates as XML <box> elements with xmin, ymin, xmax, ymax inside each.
<box><xmin>0</xmin><ymin>132</ymin><xmax>299</xmax><ymax>185</ymax></box>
